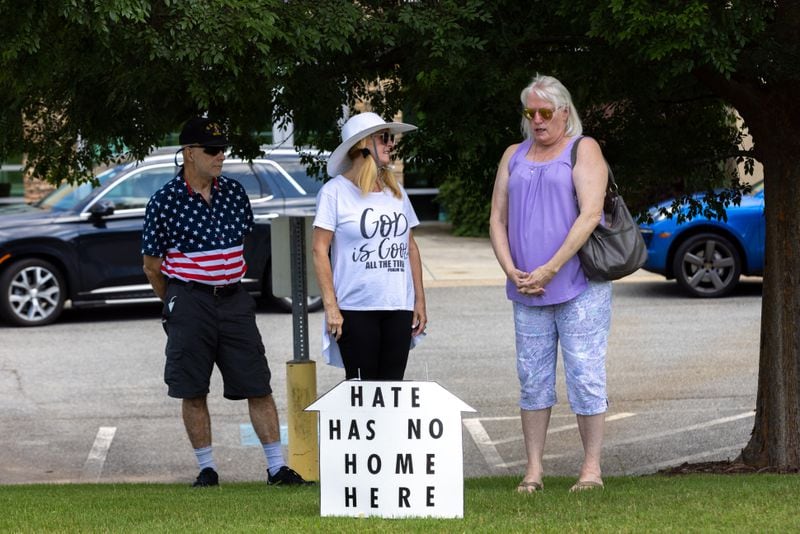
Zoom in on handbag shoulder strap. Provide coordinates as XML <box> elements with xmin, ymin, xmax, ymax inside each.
<box><xmin>570</xmin><ymin>136</ymin><xmax>617</xmax><ymax>193</ymax></box>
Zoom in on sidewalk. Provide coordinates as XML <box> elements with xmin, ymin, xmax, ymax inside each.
<box><xmin>413</xmin><ymin>222</ymin><xmax>505</xmax><ymax>287</ymax></box>
<box><xmin>413</xmin><ymin>221</ymin><xmax>664</xmax><ymax>286</ymax></box>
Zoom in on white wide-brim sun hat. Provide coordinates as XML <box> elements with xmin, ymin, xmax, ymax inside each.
<box><xmin>326</xmin><ymin>112</ymin><xmax>417</xmax><ymax>178</ymax></box>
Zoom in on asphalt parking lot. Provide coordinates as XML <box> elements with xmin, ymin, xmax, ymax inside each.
<box><xmin>0</xmin><ymin>223</ymin><xmax>762</xmax><ymax>485</ymax></box>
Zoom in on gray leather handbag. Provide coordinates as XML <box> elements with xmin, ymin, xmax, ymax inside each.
<box><xmin>571</xmin><ymin>137</ymin><xmax>648</xmax><ymax>281</ymax></box>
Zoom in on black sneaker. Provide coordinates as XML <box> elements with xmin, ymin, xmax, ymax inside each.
<box><xmin>192</xmin><ymin>467</ymin><xmax>219</xmax><ymax>487</ymax></box>
<box><xmin>267</xmin><ymin>466</ymin><xmax>313</xmax><ymax>486</ymax></box>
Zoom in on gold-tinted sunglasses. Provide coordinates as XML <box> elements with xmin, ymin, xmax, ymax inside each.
<box><xmin>521</xmin><ymin>107</ymin><xmax>557</xmax><ymax>121</ymax></box>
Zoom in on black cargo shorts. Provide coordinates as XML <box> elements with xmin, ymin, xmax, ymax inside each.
<box><xmin>161</xmin><ymin>281</ymin><xmax>272</xmax><ymax>400</ymax></box>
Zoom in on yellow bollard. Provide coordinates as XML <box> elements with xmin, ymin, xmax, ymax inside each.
<box><xmin>286</xmin><ymin>360</ymin><xmax>319</xmax><ymax>481</ymax></box>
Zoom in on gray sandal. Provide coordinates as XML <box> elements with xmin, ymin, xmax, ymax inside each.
<box><xmin>569</xmin><ymin>480</ymin><xmax>604</xmax><ymax>492</ymax></box>
<box><xmin>517</xmin><ymin>480</ymin><xmax>543</xmax><ymax>493</ymax></box>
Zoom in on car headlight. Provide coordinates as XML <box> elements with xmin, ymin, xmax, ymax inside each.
<box><xmin>651</xmin><ymin>210</ymin><xmax>668</xmax><ymax>222</ymax></box>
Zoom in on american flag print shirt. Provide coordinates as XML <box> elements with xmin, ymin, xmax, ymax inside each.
<box><xmin>141</xmin><ymin>173</ymin><xmax>255</xmax><ymax>285</ymax></box>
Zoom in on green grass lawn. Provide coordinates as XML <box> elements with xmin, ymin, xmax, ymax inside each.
<box><xmin>3</xmin><ymin>475</ymin><xmax>800</xmax><ymax>533</ymax></box>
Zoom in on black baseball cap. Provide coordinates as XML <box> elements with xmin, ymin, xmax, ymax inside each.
<box><xmin>179</xmin><ymin>117</ymin><xmax>230</xmax><ymax>146</ymax></box>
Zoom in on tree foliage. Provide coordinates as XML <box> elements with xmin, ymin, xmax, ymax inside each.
<box><xmin>0</xmin><ymin>0</ymin><xmax>746</xmax><ymax>217</ymax></box>
<box><xmin>0</xmin><ymin>0</ymin><xmax>363</xmax><ymax>184</ymax></box>
<box><xmin>1</xmin><ymin>0</ymin><xmax>798</xmax><ymax>469</ymax></box>
<box><xmin>298</xmin><ymin>0</ymin><xmax>749</xmax><ymax>234</ymax></box>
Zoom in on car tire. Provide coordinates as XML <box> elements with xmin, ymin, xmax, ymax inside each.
<box><xmin>672</xmin><ymin>233</ymin><xmax>741</xmax><ymax>298</ymax></box>
<box><xmin>273</xmin><ymin>295</ymin><xmax>324</xmax><ymax>313</ymax></box>
<box><xmin>0</xmin><ymin>258</ymin><xmax>67</xmax><ymax>326</ymax></box>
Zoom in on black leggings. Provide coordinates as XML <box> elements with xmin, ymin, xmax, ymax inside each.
<box><xmin>337</xmin><ymin>310</ymin><xmax>414</xmax><ymax>380</ymax></box>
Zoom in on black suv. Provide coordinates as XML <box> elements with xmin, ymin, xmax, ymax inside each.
<box><xmin>0</xmin><ymin>148</ymin><xmax>324</xmax><ymax>326</ymax></box>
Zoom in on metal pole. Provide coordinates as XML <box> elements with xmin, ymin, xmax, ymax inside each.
<box><xmin>289</xmin><ymin>216</ymin><xmax>309</xmax><ymax>361</ymax></box>
<box><xmin>286</xmin><ymin>216</ymin><xmax>318</xmax><ymax>480</ymax></box>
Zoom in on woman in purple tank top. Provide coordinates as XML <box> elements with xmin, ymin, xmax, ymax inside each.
<box><xmin>489</xmin><ymin>75</ymin><xmax>613</xmax><ymax>493</ymax></box>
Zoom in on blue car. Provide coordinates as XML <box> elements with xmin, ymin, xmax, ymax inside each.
<box><xmin>638</xmin><ymin>181</ymin><xmax>764</xmax><ymax>297</ymax></box>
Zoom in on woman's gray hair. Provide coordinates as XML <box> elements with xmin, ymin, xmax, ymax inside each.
<box><xmin>520</xmin><ymin>74</ymin><xmax>583</xmax><ymax>139</ymax></box>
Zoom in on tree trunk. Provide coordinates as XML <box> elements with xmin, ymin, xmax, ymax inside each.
<box><xmin>739</xmin><ymin>112</ymin><xmax>800</xmax><ymax>469</ymax></box>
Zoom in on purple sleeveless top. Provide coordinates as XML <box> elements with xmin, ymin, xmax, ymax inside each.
<box><xmin>506</xmin><ymin>136</ymin><xmax>587</xmax><ymax>306</ymax></box>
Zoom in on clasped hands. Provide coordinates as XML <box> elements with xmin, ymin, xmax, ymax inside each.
<box><xmin>509</xmin><ymin>266</ymin><xmax>555</xmax><ymax>296</ymax></box>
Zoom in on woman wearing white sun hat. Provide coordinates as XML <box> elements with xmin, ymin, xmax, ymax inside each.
<box><xmin>312</xmin><ymin>112</ymin><xmax>427</xmax><ymax>380</ymax></box>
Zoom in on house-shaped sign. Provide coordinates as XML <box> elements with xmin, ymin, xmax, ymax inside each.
<box><xmin>306</xmin><ymin>380</ymin><xmax>475</xmax><ymax>518</ymax></box>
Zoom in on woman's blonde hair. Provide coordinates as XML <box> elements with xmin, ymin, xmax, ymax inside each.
<box><xmin>347</xmin><ymin>137</ymin><xmax>402</xmax><ymax>198</ymax></box>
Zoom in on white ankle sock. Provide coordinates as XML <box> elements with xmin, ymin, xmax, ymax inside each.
<box><xmin>263</xmin><ymin>441</ymin><xmax>285</xmax><ymax>476</ymax></box>
<box><xmin>194</xmin><ymin>446</ymin><xmax>216</xmax><ymax>471</ymax></box>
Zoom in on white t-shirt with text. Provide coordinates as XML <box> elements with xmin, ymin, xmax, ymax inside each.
<box><xmin>313</xmin><ymin>175</ymin><xmax>420</xmax><ymax>311</ymax></box>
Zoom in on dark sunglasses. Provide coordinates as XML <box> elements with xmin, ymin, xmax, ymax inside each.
<box><xmin>373</xmin><ymin>132</ymin><xmax>396</xmax><ymax>144</ymax></box>
<box><xmin>191</xmin><ymin>145</ymin><xmax>227</xmax><ymax>156</ymax></box>
<box><xmin>521</xmin><ymin>107</ymin><xmax>556</xmax><ymax>121</ymax></box>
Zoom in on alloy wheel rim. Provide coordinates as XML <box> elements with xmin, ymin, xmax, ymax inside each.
<box><xmin>8</xmin><ymin>266</ymin><xmax>61</xmax><ymax>322</ymax></box>
<box><xmin>681</xmin><ymin>239</ymin><xmax>736</xmax><ymax>294</ymax></box>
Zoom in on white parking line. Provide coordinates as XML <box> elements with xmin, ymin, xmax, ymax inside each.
<box><xmin>462</xmin><ymin>418</ymin><xmax>511</xmax><ymax>475</ymax></box>
<box><xmin>81</xmin><ymin>426</ymin><xmax>117</xmax><ymax>482</ymax></box>
<box><xmin>606</xmin><ymin>411</ymin><xmax>754</xmax><ymax>448</ymax></box>
<box><xmin>499</xmin><ymin>454</ymin><xmax>567</xmax><ymax>468</ymax></box>
<box><xmin>464</xmin><ymin>413</ymin><xmax>636</xmax><ymax>472</ymax></box>
<box><xmin>498</xmin><ymin>411</ymin><xmax>754</xmax><ymax>469</ymax></box>
<box><xmin>631</xmin><ymin>443</ymin><xmax>747</xmax><ymax>475</ymax></box>
<box><xmin>488</xmin><ymin>412</ymin><xmax>637</xmax><ymax>446</ymax></box>
<box><xmin>477</xmin><ymin>414</ymin><xmax>576</xmax><ymax>422</ymax></box>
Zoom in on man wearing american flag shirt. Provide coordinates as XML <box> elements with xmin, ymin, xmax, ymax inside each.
<box><xmin>142</xmin><ymin>117</ymin><xmax>310</xmax><ymax>488</ymax></box>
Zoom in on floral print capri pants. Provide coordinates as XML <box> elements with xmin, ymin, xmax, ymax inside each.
<box><xmin>513</xmin><ymin>281</ymin><xmax>612</xmax><ymax>415</ymax></box>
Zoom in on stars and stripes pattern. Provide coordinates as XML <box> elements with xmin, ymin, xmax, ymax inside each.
<box><xmin>142</xmin><ymin>173</ymin><xmax>254</xmax><ymax>286</ymax></box>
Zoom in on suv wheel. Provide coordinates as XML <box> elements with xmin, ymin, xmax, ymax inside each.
<box><xmin>0</xmin><ymin>259</ymin><xmax>66</xmax><ymax>326</ymax></box>
<box><xmin>672</xmin><ymin>233</ymin><xmax>741</xmax><ymax>298</ymax></box>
